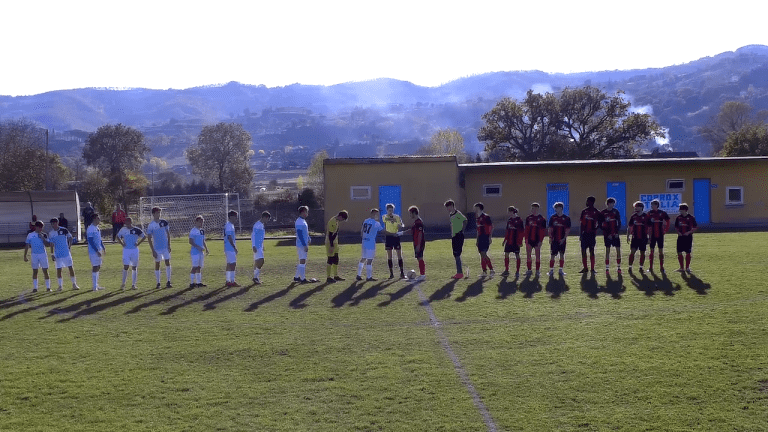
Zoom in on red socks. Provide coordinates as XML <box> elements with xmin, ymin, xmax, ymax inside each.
<box><xmin>504</xmin><ymin>256</ymin><xmax>510</xmax><ymax>271</ymax></box>
<box><xmin>685</xmin><ymin>254</ymin><xmax>691</xmax><ymax>269</ymax></box>
<box><xmin>418</xmin><ymin>259</ymin><xmax>426</xmax><ymax>275</ymax></box>
<box><xmin>590</xmin><ymin>255</ymin><xmax>595</xmax><ymax>270</ymax></box>
<box><xmin>678</xmin><ymin>254</ymin><xmax>684</xmax><ymax>268</ymax></box>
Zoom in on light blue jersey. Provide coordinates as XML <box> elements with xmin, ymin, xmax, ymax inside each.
<box><xmin>295</xmin><ymin>217</ymin><xmax>309</xmax><ymax>247</ymax></box>
<box><xmin>86</xmin><ymin>225</ymin><xmax>104</xmax><ymax>254</ymax></box>
<box><xmin>190</xmin><ymin>227</ymin><xmax>205</xmax><ymax>255</ymax></box>
<box><xmin>26</xmin><ymin>232</ymin><xmax>48</xmax><ymax>254</ymax></box>
<box><xmin>49</xmin><ymin>227</ymin><xmax>72</xmax><ymax>259</ymax></box>
<box><xmin>224</xmin><ymin>222</ymin><xmax>237</xmax><ymax>252</ymax></box>
<box><xmin>118</xmin><ymin>227</ymin><xmax>145</xmax><ymax>250</ymax></box>
<box><xmin>147</xmin><ymin>219</ymin><xmax>170</xmax><ymax>251</ymax></box>
<box><xmin>252</xmin><ymin>221</ymin><xmax>265</xmax><ymax>250</ymax></box>
<box><xmin>361</xmin><ymin>218</ymin><xmax>383</xmax><ymax>250</ymax></box>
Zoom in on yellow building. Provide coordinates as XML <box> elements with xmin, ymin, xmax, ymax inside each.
<box><xmin>324</xmin><ymin>156</ymin><xmax>768</xmax><ymax>234</ymax></box>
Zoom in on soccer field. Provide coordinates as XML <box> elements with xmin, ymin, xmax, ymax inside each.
<box><xmin>1</xmin><ymin>233</ymin><xmax>767</xmax><ymax>431</ymax></box>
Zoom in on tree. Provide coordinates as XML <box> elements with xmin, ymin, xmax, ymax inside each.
<box><xmin>721</xmin><ymin>124</ymin><xmax>768</xmax><ymax>156</ymax></box>
<box><xmin>82</xmin><ymin>123</ymin><xmax>150</xmax><ymax>204</ymax></box>
<box><xmin>699</xmin><ymin>101</ymin><xmax>768</xmax><ymax>155</ymax></box>
<box><xmin>558</xmin><ymin>87</ymin><xmax>664</xmax><ymax>159</ymax></box>
<box><xmin>0</xmin><ymin>118</ymin><xmax>71</xmax><ymax>192</ymax></box>
<box><xmin>307</xmin><ymin>150</ymin><xmax>329</xmax><ymax>185</ymax></box>
<box><xmin>187</xmin><ymin>122</ymin><xmax>254</xmax><ymax>196</ymax></box>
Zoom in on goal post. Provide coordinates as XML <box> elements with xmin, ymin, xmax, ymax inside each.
<box><xmin>138</xmin><ymin>193</ymin><xmax>242</xmax><ymax>238</ymax></box>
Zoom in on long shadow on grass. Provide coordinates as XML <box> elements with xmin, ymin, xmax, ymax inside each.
<box><xmin>651</xmin><ymin>271</ymin><xmax>681</xmax><ymax>296</ymax></box>
<box><xmin>518</xmin><ymin>275</ymin><xmax>542</xmax><ymax>299</ymax></box>
<box><xmin>56</xmin><ymin>290</ymin><xmax>156</xmax><ymax>322</ymax></box>
<box><xmin>203</xmin><ymin>284</ymin><xmax>253</xmax><ymax>311</ymax></box>
<box><xmin>629</xmin><ymin>268</ymin><xmax>657</xmax><ymax>296</ymax></box>
<box><xmin>456</xmin><ymin>278</ymin><xmax>485</xmax><ymax>302</ymax></box>
<box><xmin>350</xmin><ymin>279</ymin><xmax>397</xmax><ymax>306</ymax></box>
<box><xmin>161</xmin><ymin>285</ymin><xmax>230</xmax><ymax>315</ymax></box>
<box><xmin>428</xmin><ymin>279</ymin><xmax>458</xmax><ymax>302</ymax></box>
<box><xmin>681</xmin><ymin>272</ymin><xmax>711</xmax><ymax>295</ymax></box>
<box><xmin>581</xmin><ymin>273</ymin><xmax>625</xmax><ymax>299</ymax></box>
<box><xmin>2</xmin><ymin>291</ymin><xmax>88</xmax><ymax>321</ymax></box>
<box><xmin>289</xmin><ymin>282</ymin><xmax>331</xmax><ymax>309</ymax></box>
<box><xmin>125</xmin><ymin>284</ymin><xmax>198</xmax><ymax>314</ymax></box>
<box><xmin>544</xmin><ymin>274</ymin><xmax>570</xmax><ymax>299</ymax></box>
<box><xmin>331</xmin><ymin>281</ymin><xmax>363</xmax><ymax>307</ymax></box>
<box><xmin>245</xmin><ymin>282</ymin><xmax>297</xmax><ymax>312</ymax></box>
<box><xmin>378</xmin><ymin>282</ymin><xmax>417</xmax><ymax>306</ymax></box>
<box><xmin>497</xmin><ymin>275</ymin><xmax>519</xmax><ymax>299</ymax></box>
<box><xmin>0</xmin><ymin>290</ymin><xmax>49</xmax><ymax>309</ymax></box>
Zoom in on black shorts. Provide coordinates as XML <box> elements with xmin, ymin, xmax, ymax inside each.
<box><xmin>452</xmin><ymin>232</ymin><xmax>465</xmax><ymax>257</ymax></box>
<box><xmin>414</xmin><ymin>244</ymin><xmax>425</xmax><ymax>259</ymax></box>
<box><xmin>630</xmin><ymin>237</ymin><xmax>648</xmax><ymax>252</ymax></box>
<box><xmin>477</xmin><ymin>235</ymin><xmax>490</xmax><ymax>253</ymax></box>
<box><xmin>580</xmin><ymin>232</ymin><xmax>596</xmax><ymax>250</ymax></box>
<box><xmin>650</xmin><ymin>236</ymin><xmax>665</xmax><ymax>249</ymax></box>
<box><xmin>677</xmin><ymin>235</ymin><xmax>693</xmax><ymax>254</ymax></box>
<box><xmin>504</xmin><ymin>243</ymin><xmax>520</xmax><ymax>254</ymax></box>
<box><xmin>385</xmin><ymin>236</ymin><xmax>401</xmax><ymax>250</ymax></box>
<box><xmin>527</xmin><ymin>239</ymin><xmax>541</xmax><ymax>248</ymax></box>
<box><xmin>604</xmin><ymin>235</ymin><xmax>621</xmax><ymax>248</ymax></box>
<box><xmin>550</xmin><ymin>239</ymin><xmax>566</xmax><ymax>256</ymax></box>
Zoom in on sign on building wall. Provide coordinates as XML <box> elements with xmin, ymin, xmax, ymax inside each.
<box><xmin>638</xmin><ymin>193</ymin><xmax>681</xmax><ymax>213</ymax></box>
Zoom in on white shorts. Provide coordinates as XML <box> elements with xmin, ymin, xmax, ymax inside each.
<box><xmin>54</xmin><ymin>255</ymin><xmax>73</xmax><ymax>269</ymax></box>
<box><xmin>89</xmin><ymin>253</ymin><xmax>103</xmax><ymax>266</ymax></box>
<box><xmin>225</xmin><ymin>250</ymin><xmax>238</xmax><ymax>264</ymax></box>
<box><xmin>253</xmin><ymin>249</ymin><xmax>264</xmax><ymax>260</ymax></box>
<box><xmin>154</xmin><ymin>249</ymin><xmax>171</xmax><ymax>262</ymax></box>
<box><xmin>296</xmin><ymin>246</ymin><xmax>308</xmax><ymax>260</ymax></box>
<box><xmin>123</xmin><ymin>249</ymin><xmax>139</xmax><ymax>267</ymax></box>
<box><xmin>191</xmin><ymin>254</ymin><xmax>205</xmax><ymax>268</ymax></box>
<box><xmin>30</xmin><ymin>253</ymin><xmax>49</xmax><ymax>269</ymax></box>
<box><xmin>361</xmin><ymin>248</ymin><xmax>376</xmax><ymax>260</ymax></box>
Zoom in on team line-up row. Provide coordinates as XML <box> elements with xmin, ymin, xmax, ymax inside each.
<box><xmin>20</xmin><ymin>197</ymin><xmax>698</xmax><ymax>292</ymax></box>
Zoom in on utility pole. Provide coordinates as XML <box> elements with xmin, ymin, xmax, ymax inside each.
<box><xmin>45</xmin><ymin>129</ymin><xmax>49</xmax><ymax>190</ymax></box>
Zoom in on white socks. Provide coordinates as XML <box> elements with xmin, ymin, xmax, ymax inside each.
<box><xmin>366</xmin><ymin>264</ymin><xmax>373</xmax><ymax>279</ymax></box>
<box><xmin>92</xmin><ymin>272</ymin><xmax>99</xmax><ymax>288</ymax></box>
<box><xmin>357</xmin><ymin>262</ymin><xmax>365</xmax><ymax>276</ymax></box>
<box><xmin>166</xmin><ymin>266</ymin><xmax>172</xmax><ymax>282</ymax></box>
<box><xmin>122</xmin><ymin>269</ymin><xmax>128</xmax><ymax>285</ymax></box>
<box><xmin>254</xmin><ymin>268</ymin><xmax>260</xmax><ymax>278</ymax></box>
<box><xmin>297</xmin><ymin>264</ymin><xmax>306</xmax><ymax>279</ymax></box>
<box><xmin>155</xmin><ymin>270</ymin><xmax>161</xmax><ymax>283</ymax></box>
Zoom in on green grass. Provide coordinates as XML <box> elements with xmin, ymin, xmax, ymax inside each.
<box><xmin>1</xmin><ymin>233</ymin><xmax>767</xmax><ymax>431</ymax></box>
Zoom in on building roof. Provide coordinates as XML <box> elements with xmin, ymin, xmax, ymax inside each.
<box><xmin>324</xmin><ymin>155</ymin><xmax>458</xmax><ymax>165</ymax></box>
<box><xmin>459</xmin><ymin>156</ymin><xmax>768</xmax><ymax>168</ymax></box>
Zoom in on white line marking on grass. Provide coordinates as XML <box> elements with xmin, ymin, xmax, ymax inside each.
<box><xmin>414</xmin><ymin>284</ymin><xmax>498</xmax><ymax>432</ymax></box>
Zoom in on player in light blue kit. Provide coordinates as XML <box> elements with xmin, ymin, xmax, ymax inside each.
<box><xmin>294</xmin><ymin>206</ymin><xmax>317</xmax><ymax>283</ymax></box>
<box><xmin>356</xmin><ymin>208</ymin><xmax>395</xmax><ymax>281</ymax></box>
<box><xmin>252</xmin><ymin>211</ymin><xmax>270</xmax><ymax>284</ymax></box>
<box><xmin>188</xmin><ymin>215</ymin><xmax>209</xmax><ymax>288</ymax></box>
<box><xmin>224</xmin><ymin>210</ymin><xmax>240</xmax><ymax>287</ymax></box>
<box><xmin>147</xmin><ymin>207</ymin><xmax>173</xmax><ymax>289</ymax></box>
<box><xmin>86</xmin><ymin>213</ymin><xmax>106</xmax><ymax>291</ymax></box>
<box><xmin>24</xmin><ymin>220</ymin><xmax>51</xmax><ymax>292</ymax></box>
<box><xmin>49</xmin><ymin>217</ymin><xmax>80</xmax><ymax>291</ymax></box>
<box><xmin>117</xmin><ymin>217</ymin><xmax>146</xmax><ymax>290</ymax></box>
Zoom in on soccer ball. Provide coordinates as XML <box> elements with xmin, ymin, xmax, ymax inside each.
<box><xmin>407</xmin><ymin>270</ymin><xmax>417</xmax><ymax>279</ymax></box>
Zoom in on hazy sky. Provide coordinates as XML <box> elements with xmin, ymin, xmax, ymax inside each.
<box><xmin>3</xmin><ymin>0</ymin><xmax>765</xmax><ymax>96</ymax></box>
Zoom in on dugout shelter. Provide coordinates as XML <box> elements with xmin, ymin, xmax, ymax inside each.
<box><xmin>324</xmin><ymin>155</ymin><xmax>768</xmax><ymax>235</ymax></box>
<box><xmin>0</xmin><ymin>190</ymin><xmax>81</xmax><ymax>244</ymax></box>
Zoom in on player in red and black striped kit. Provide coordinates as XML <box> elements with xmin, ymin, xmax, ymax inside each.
<box><xmin>501</xmin><ymin>206</ymin><xmax>524</xmax><ymax>277</ymax></box>
<box><xmin>579</xmin><ymin>196</ymin><xmax>603</xmax><ymax>273</ymax></box>
<box><xmin>674</xmin><ymin>203</ymin><xmax>698</xmax><ymax>273</ymax></box>
<box><xmin>601</xmin><ymin>198</ymin><xmax>622</xmax><ymax>274</ymax></box>
<box><xmin>647</xmin><ymin>199</ymin><xmax>671</xmax><ymax>273</ymax></box>
<box><xmin>548</xmin><ymin>202</ymin><xmax>571</xmax><ymax>276</ymax></box>
<box><xmin>474</xmin><ymin>202</ymin><xmax>494</xmax><ymax>277</ymax></box>
<box><xmin>398</xmin><ymin>205</ymin><xmax>427</xmax><ymax>280</ymax></box>
<box><xmin>626</xmin><ymin>201</ymin><xmax>651</xmax><ymax>272</ymax></box>
<box><xmin>524</xmin><ymin>203</ymin><xmax>547</xmax><ymax>277</ymax></box>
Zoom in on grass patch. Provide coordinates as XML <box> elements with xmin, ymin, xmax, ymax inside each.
<box><xmin>1</xmin><ymin>233</ymin><xmax>767</xmax><ymax>431</ymax></box>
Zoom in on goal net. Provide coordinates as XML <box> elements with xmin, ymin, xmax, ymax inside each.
<box><xmin>138</xmin><ymin>193</ymin><xmax>241</xmax><ymax>238</ymax></box>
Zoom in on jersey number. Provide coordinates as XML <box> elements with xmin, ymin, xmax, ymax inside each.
<box><xmin>363</xmin><ymin>223</ymin><xmax>372</xmax><ymax>234</ymax></box>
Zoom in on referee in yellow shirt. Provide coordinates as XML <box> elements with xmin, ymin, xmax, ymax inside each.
<box><xmin>325</xmin><ymin>210</ymin><xmax>349</xmax><ymax>283</ymax></box>
<box><xmin>383</xmin><ymin>203</ymin><xmax>406</xmax><ymax>279</ymax></box>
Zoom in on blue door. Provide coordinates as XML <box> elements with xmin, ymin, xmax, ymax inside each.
<box><xmin>546</xmin><ymin>183</ymin><xmax>569</xmax><ymax>219</ymax></box>
<box><xmin>693</xmin><ymin>179</ymin><xmax>711</xmax><ymax>224</ymax></box>
<box><xmin>606</xmin><ymin>182</ymin><xmax>627</xmax><ymax>230</ymax></box>
<box><xmin>378</xmin><ymin>185</ymin><xmax>402</xmax><ymax>222</ymax></box>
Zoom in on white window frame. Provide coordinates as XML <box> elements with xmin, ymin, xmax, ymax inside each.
<box><xmin>350</xmin><ymin>186</ymin><xmax>371</xmax><ymax>200</ymax></box>
<box><xmin>483</xmin><ymin>184</ymin><xmax>502</xmax><ymax>197</ymax></box>
<box><xmin>666</xmin><ymin>179</ymin><xmax>685</xmax><ymax>192</ymax></box>
<box><xmin>725</xmin><ymin>186</ymin><xmax>744</xmax><ymax>205</ymax></box>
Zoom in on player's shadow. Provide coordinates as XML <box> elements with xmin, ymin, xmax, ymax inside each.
<box><xmin>1</xmin><ymin>290</ymin><xmax>52</xmax><ymax>309</ymax></box>
<box><xmin>650</xmin><ymin>270</ymin><xmax>681</xmax><ymax>296</ymax></box>
<box><xmin>544</xmin><ymin>273</ymin><xmax>570</xmax><ymax>299</ymax></box>
<box><xmin>604</xmin><ymin>273</ymin><xmax>626</xmax><ymax>299</ymax></box>
<box><xmin>56</xmin><ymin>290</ymin><xmax>155</xmax><ymax>322</ymax></box>
<box><xmin>244</xmin><ymin>283</ymin><xmax>297</xmax><ymax>312</ymax></box>
<box><xmin>428</xmin><ymin>279</ymin><xmax>458</xmax><ymax>302</ymax></box>
<box><xmin>518</xmin><ymin>275</ymin><xmax>542</xmax><ymax>299</ymax></box>
<box><xmin>161</xmin><ymin>285</ymin><xmax>229</xmax><ymax>315</ymax></box>
<box><xmin>580</xmin><ymin>273</ymin><xmax>601</xmax><ymax>299</ymax></box>
<box><xmin>682</xmin><ymin>272</ymin><xmax>711</xmax><ymax>295</ymax></box>
<box><xmin>378</xmin><ymin>282</ymin><xmax>417</xmax><ymax>307</ymax></box>
<box><xmin>497</xmin><ymin>275</ymin><xmax>518</xmax><ymax>299</ymax></box>
<box><xmin>125</xmin><ymin>284</ymin><xmax>198</xmax><ymax>314</ymax></box>
<box><xmin>331</xmin><ymin>281</ymin><xmax>363</xmax><ymax>308</ymax></box>
<box><xmin>203</xmin><ymin>284</ymin><xmax>252</xmax><ymax>311</ymax></box>
<box><xmin>289</xmin><ymin>282</ymin><xmax>330</xmax><ymax>309</ymax></box>
<box><xmin>350</xmin><ymin>280</ymin><xmax>397</xmax><ymax>306</ymax></box>
<box><xmin>456</xmin><ymin>278</ymin><xmax>485</xmax><ymax>302</ymax></box>
<box><xmin>1</xmin><ymin>291</ymin><xmax>86</xmax><ymax>321</ymax></box>
<box><xmin>629</xmin><ymin>268</ymin><xmax>658</xmax><ymax>296</ymax></box>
